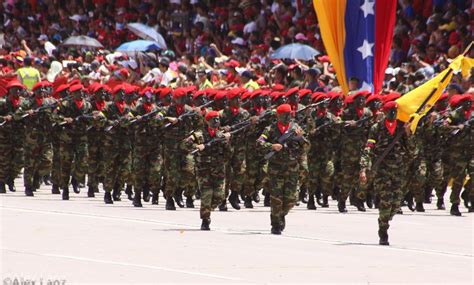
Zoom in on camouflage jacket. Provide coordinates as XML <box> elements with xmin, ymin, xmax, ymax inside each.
<box><xmin>307</xmin><ymin>111</ymin><xmax>342</xmax><ymax>157</ymax></box>
<box><xmin>187</xmin><ymin>127</ymin><xmax>230</xmax><ymax>169</ymax></box>
<box><xmin>162</xmin><ymin>104</ymin><xmax>196</xmax><ymax>150</ymax></box>
<box><xmin>56</xmin><ymin>99</ymin><xmax>93</xmax><ymax>135</ymax></box>
<box><xmin>442</xmin><ymin>108</ymin><xmax>473</xmax><ymax>155</ymax></box>
<box><xmin>23</xmin><ymin>97</ymin><xmax>57</xmax><ymax>132</ymax></box>
<box><xmin>340</xmin><ymin>106</ymin><xmax>372</xmax><ymax>155</ymax></box>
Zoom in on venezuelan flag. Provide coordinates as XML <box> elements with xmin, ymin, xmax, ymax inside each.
<box><xmin>313</xmin><ymin>0</ymin><xmax>397</xmax><ymax>95</ymax></box>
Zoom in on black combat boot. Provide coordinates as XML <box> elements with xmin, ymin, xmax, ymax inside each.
<box><xmin>396</xmin><ymin>208</ymin><xmax>403</xmax><ymax>214</ymax></box>
<box><xmin>338</xmin><ymin>200</ymin><xmax>347</xmax><ymax>213</ymax></box>
<box><xmin>104</xmin><ymin>192</ymin><xmax>113</xmax><ymax>204</ymax></box>
<box><xmin>71</xmin><ymin>177</ymin><xmax>80</xmax><ymax>194</ymax></box>
<box><xmin>218</xmin><ymin>200</ymin><xmax>228</xmax><ymax>211</ymax></box>
<box><xmin>298</xmin><ymin>186</ymin><xmax>307</xmax><ymax>204</ymax></box>
<box><xmin>374</xmin><ymin>195</ymin><xmax>380</xmax><ymax>209</ymax></box>
<box><xmin>166</xmin><ymin>197</ymin><xmax>176</xmax><ymax>210</ymax></box>
<box><xmin>263</xmin><ymin>193</ymin><xmax>270</xmax><ymax>207</ymax></box>
<box><xmin>25</xmin><ymin>185</ymin><xmax>34</xmax><ymax>196</ymax></box>
<box><xmin>461</xmin><ymin>190</ymin><xmax>469</xmax><ymax>209</ymax></box>
<box><xmin>405</xmin><ymin>193</ymin><xmax>415</xmax><ymax>212</ymax></box>
<box><xmin>332</xmin><ymin>185</ymin><xmax>340</xmax><ymax>200</ymax></box>
<box><xmin>244</xmin><ymin>196</ymin><xmax>253</xmax><ymax>208</ymax></box>
<box><xmin>186</xmin><ymin>196</ymin><xmax>195</xmax><ymax>208</ymax></box>
<box><xmin>43</xmin><ymin>175</ymin><xmax>52</xmax><ymax>186</ymax></box>
<box><xmin>143</xmin><ymin>185</ymin><xmax>150</xmax><ymax>202</ymax></box>
<box><xmin>112</xmin><ymin>184</ymin><xmax>121</xmax><ymax>201</ymax></box>
<box><xmin>229</xmin><ymin>191</ymin><xmax>241</xmax><ymax>210</ymax></box>
<box><xmin>62</xmin><ymin>188</ymin><xmax>69</xmax><ymax>200</ymax></box>
<box><xmin>253</xmin><ymin>191</ymin><xmax>260</xmax><ymax>203</ymax></box>
<box><xmin>174</xmin><ymin>188</ymin><xmax>184</xmax><ymax>208</ymax></box>
<box><xmin>151</xmin><ymin>192</ymin><xmax>159</xmax><ymax>205</ymax></box>
<box><xmin>195</xmin><ymin>189</ymin><xmax>201</xmax><ymax>200</ymax></box>
<box><xmin>133</xmin><ymin>192</ymin><xmax>143</xmax><ymax>207</ymax></box>
<box><xmin>7</xmin><ymin>178</ymin><xmax>15</xmax><ymax>192</ymax></box>
<box><xmin>366</xmin><ymin>193</ymin><xmax>373</xmax><ymax>209</ymax></box>
<box><xmin>415</xmin><ymin>202</ymin><xmax>425</xmax><ymax>212</ymax></box>
<box><xmin>315</xmin><ymin>190</ymin><xmax>322</xmax><ymax>206</ymax></box>
<box><xmin>0</xmin><ymin>182</ymin><xmax>6</xmax><ymax>193</ymax></box>
<box><xmin>424</xmin><ymin>187</ymin><xmax>432</xmax><ymax>204</ymax></box>
<box><xmin>125</xmin><ymin>185</ymin><xmax>133</xmax><ymax>200</ymax></box>
<box><xmin>51</xmin><ymin>184</ymin><xmax>60</xmax><ymax>194</ymax></box>
<box><xmin>201</xmin><ymin>218</ymin><xmax>211</xmax><ymax>231</ymax></box>
<box><xmin>355</xmin><ymin>197</ymin><xmax>366</xmax><ymax>212</ymax></box>
<box><xmin>321</xmin><ymin>194</ymin><xmax>329</xmax><ymax>208</ymax></box>
<box><xmin>280</xmin><ymin>216</ymin><xmax>286</xmax><ymax>232</ymax></box>
<box><xmin>271</xmin><ymin>225</ymin><xmax>281</xmax><ymax>235</ymax></box>
<box><xmin>32</xmin><ymin>173</ymin><xmax>40</xmax><ymax>191</ymax></box>
<box><xmin>307</xmin><ymin>194</ymin><xmax>316</xmax><ymax>210</ymax></box>
<box><xmin>436</xmin><ymin>198</ymin><xmax>445</xmax><ymax>210</ymax></box>
<box><xmin>378</xmin><ymin>228</ymin><xmax>389</xmax><ymax>246</ymax></box>
<box><xmin>450</xmin><ymin>203</ymin><xmax>462</xmax><ymax>216</ymax></box>
<box><xmin>87</xmin><ymin>186</ymin><xmax>95</xmax><ymax>198</ymax></box>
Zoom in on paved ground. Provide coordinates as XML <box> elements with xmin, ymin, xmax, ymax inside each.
<box><xmin>1</xmin><ymin>179</ymin><xmax>473</xmax><ymax>284</ymax></box>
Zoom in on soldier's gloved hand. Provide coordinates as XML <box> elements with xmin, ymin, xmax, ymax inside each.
<box><xmin>457</xmin><ymin>124</ymin><xmax>464</xmax><ymax>130</ymax></box>
<box><xmin>250</xmin><ymin>116</ymin><xmax>258</xmax><ymax>124</ymax></box>
<box><xmin>28</xmin><ymin>109</ymin><xmax>35</xmax><ymax>115</ymax></box>
<box><xmin>3</xmin><ymin>115</ymin><xmax>12</xmax><ymax>121</ymax></box>
<box><xmin>272</xmin><ymin>143</ymin><xmax>283</xmax><ymax>152</ymax></box>
<box><xmin>359</xmin><ymin>170</ymin><xmax>367</xmax><ymax>185</ymax></box>
<box><xmin>196</xmin><ymin>144</ymin><xmax>205</xmax><ymax>151</ymax></box>
<box><xmin>222</xmin><ymin>126</ymin><xmax>231</xmax><ymax>132</ymax></box>
<box><xmin>344</xmin><ymin>120</ymin><xmax>356</xmax><ymax>127</ymax></box>
<box><xmin>295</xmin><ymin>127</ymin><xmax>304</xmax><ymax>137</ymax></box>
<box><xmin>167</xmin><ymin>117</ymin><xmax>178</xmax><ymax>124</ymax></box>
<box><xmin>136</xmin><ymin>115</ymin><xmax>142</xmax><ymax>121</ymax></box>
<box><xmin>404</xmin><ymin>122</ymin><xmax>413</xmax><ymax>135</ymax></box>
<box><xmin>64</xmin><ymin>117</ymin><xmax>73</xmax><ymax>124</ymax></box>
<box><xmin>224</xmin><ymin>132</ymin><xmax>231</xmax><ymax>141</ymax></box>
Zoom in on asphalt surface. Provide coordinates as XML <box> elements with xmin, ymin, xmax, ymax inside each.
<box><xmin>1</xmin><ymin>179</ymin><xmax>472</xmax><ymax>284</ymax></box>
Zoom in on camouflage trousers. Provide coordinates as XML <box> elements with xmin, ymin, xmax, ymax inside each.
<box><xmin>197</xmin><ymin>167</ymin><xmax>225</xmax><ymax>219</ymax></box>
<box><xmin>51</xmin><ymin>129</ymin><xmax>61</xmax><ymax>186</ymax></box>
<box><xmin>103</xmin><ymin>136</ymin><xmax>132</xmax><ymax>193</ymax></box>
<box><xmin>243</xmin><ymin>150</ymin><xmax>267</xmax><ymax>198</ymax></box>
<box><xmin>163</xmin><ymin>148</ymin><xmax>195</xmax><ymax>199</ymax></box>
<box><xmin>308</xmin><ymin>151</ymin><xmax>334</xmax><ymax>196</ymax></box>
<box><xmin>23</xmin><ymin>131</ymin><xmax>52</xmax><ymax>188</ymax></box>
<box><xmin>444</xmin><ymin>151</ymin><xmax>472</xmax><ymax>204</ymax></box>
<box><xmin>403</xmin><ymin>158</ymin><xmax>426</xmax><ymax>203</ymax></box>
<box><xmin>268</xmin><ymin>161</ymin><xmax>298</xmax><ymax>227</ymax></box>
<box><xmin>225</xmin><ymin>145</ymin><xmax>246</xmax><ymax>195</ymax></box>
<box><xmin>298</xmin><ymin>151</ymin><xmax>309</xmax><ymax>192</ymax></box>
<box><xmin>339</xmin><ymin>152</ymin><xmax>364</xmax><ymax>202</ymax></box>
<box><xmin>87</xmin><ymin>132</ymin><xmax>106</xmax><ymax>188</ymax></box>
<box><xmin>59</xmin><ymin>132</ymin><xmax>88</xmax><ymax>188</ymax></box>
<box><xmin>0</xmin><ymin>130</ymin><xmax>23</xmax><ymax>183</ymax></box>
<box><xmin>133</xmin><ymin>142</ymin><xmax>162</xmax><ymax>195</ymax></box>
<box><xmin>373</xmin><ymin>166</ymin><xmax>403</xmax><ymax>231</ymax></box>
<box><xmin>424</xmin><ymin>156</ymin><xmax>443</xmax><ymax>199</ymax></box>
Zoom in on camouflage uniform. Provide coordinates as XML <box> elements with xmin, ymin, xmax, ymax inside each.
<box><xmin>257</xmin><ymin>121</ymin><xmax>307</xmax><ymax>230</ymax></box>
<box><xmin>307</xmin><ymin>110</ymin><xmax>341</xmax><ymax>200</ymax></box>
<box><xmin>56</xmin><ymin>99</ymin><xmax>92</xmax><ymax>190</ymax></box>
<box><xmin>189</xmin><ymin>128</ymin><xmax>229</xmax><ymax>220</ymax></box>
<box><xmin>132</xmin><ymin>103</ymin><xmax>163</xmax><ymax>199</ymax></box>
<box><xmin>339</xmin><ymin>106</ymin><xmax>372</xmax><ymax>206</ymax></box>
<box><xmin>162</xmin><ymin>105</ymin><xmax>196</xmax><ymax>200</ymax></box>
<box><xmin>402</xmin><ymin>135</ymin><xmax>426</xmax><ymax>205</ymax></box>
<box><xmin>0</xmin><ymin>97</ymin><xmax>28</xmax><ymax>190</ymax></box>
<box><xmin>220</xmin><ymin>107</ymin><xmax>250</xmax><ymax>196</ymax></box>
<box><xmin>87</xmin><ymin>100</ymin><xmax>107</xmax><ymax>193</ymax></box>
<box><xmin>360</xmin><ymin>120</ymin><xmax>410</xmax><ymax>240</ymax></box>
<box><xmin>101</xmin><ymin>102</ymin><xmax>134</xmax><ymax>198</ymax></box>
<box><xmin>23</xmin><ymin>97</ymin><xmax>56</xmax><ymax>193</ymax></box>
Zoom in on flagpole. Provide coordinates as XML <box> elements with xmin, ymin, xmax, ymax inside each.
<box><xmin>371</xmin><ymin>41</ymin><xmax>472</xmax><ymax>172</ymax></box>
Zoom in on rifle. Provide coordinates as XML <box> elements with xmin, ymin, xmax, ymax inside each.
<box><xmin>263</xmin><ymin>124</ymin><xmax>306</xmax><ymax>160</ymax></box>
<box><xmin>228</xmin><ymin>109</ymin><xmax>274</xmax><ymax>131</ymax></box>
<box><xmin>20</xmin><ymin>97</ymin><xmax>73</xmax><ymax>120</ymax></box>
<box><xmin>56</xmin><ymin>114</ymin><xmax>96</xmax><ymax>127</ymax></box>
<box><xmin>190</xmin><ymin>127</ymin><xmax>242</xmax><ymax>155</ymax></box>
<box><xmin>129</xmin><ymin>109</ymin><xmax>161</xmax><ymax>124</ymax></box>
<box><xmin>162</xmin><ymin>101</ymin><xmax>214</xmax><ymax>129</ymax></box>
<box><xmin>450</xmin><ymin>116</ymin><xmax>474</xmax><ymax>136</ymax></box>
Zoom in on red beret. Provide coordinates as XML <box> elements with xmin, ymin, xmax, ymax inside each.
<box><xmin>344</xmin><ymin>94</ymin><xmax>356</xmax><ymax>104</ymax></box>
<box><xmin>6</xmin><ymin>80</ymin><xmax>25</xmax><ymax>90</ymax></box>
<box><xmin>298</xmin><ymin>89</ymin><xmax>312</xmax><ymax>98</ymax></box>
<box><xmin>241</xmin><ymin>91</ymin><xmax>252</xmax><ymax>100</ymax></box>
<box><xmin>112</xmin><ymin>84</ymin><xmax>126</xmax><ymax>95</ymax></box>
<box><xmin>193</xmin><ymin>90</ymin><xmax>206</xmax><ymax>100</ymax></box>
<box><xmin>88</xmin><ymin>82</ymin><xmax>100</xmax><ymax>93</ymax></box>
<box><xmin>272</xmin><ymin>84</ymin><xmax>285</xmax><ymax>91</ymax></box>
<box><xmin>32</xmin><ymin>81</ymin><xmax>50</xmax><ymax>91</ymax></box>
<box><xmin>69</xmin><ymin>84</ymin><xmax>84</xmax><ymax>93</ymax></box>
<box><xmin>228</xmin><ymin>88</ymin><xmax>243</xmax><ymax>99</ymax></box>
<box><xmin>312</xmin><ymin>92</ymin><xmax>329</xmax><ymax>102</ymax></box>
<box><xmin>205</xmin><ymin>110</ymin><xmax>219</xmax><ymax>121</ymax></box>
<box><xmin>95</xmin><ymin>84</ymin><xmax>112</xmax><ymax>93</ymax></box>
<box><xmin>249</xmin><ymin>89</ymin><xmax>262</xmax><ymax>99</ymax></box>
<box><xmin>383</xmin><ymin>101</ymin><xmax>398</xmax><ymax>112</ymax></box>
<box><xmin>185</xmin><ymin>85</ymin><xmax>197</xmax><ymax>93</ymax></box>
<box><xmin>383</xmin><ymin>92</ymin><xmax>401</xmax><ymax>103</ymax></box>
<box><xmin>450</xmin><ymin>94</ymin><xmax>472</xmax><ymax>107</ymax></box>
<box><xmin>173</xmin><ymin>88</ymin><xmax>186</xmax><ymax>99</ymax></box>
<box><xmin>366</xmin><ymin>95</ymin><xmax>382</xmax><ymax>104</ymax></box>
<box><xmin>277</xmin><ymin>103</ymin><xmax>292</xmax><ymax>114</ymax></box>
<box><xmin>437</xmin><ymin>93</ymin><xmax>449</xmax><ymax>102</ymax></box>
<box><xmin>353</xmin><ymin>90</ymin><xmax>371</xmax><ymax>98</ymax></box>
<box><xmin>224</xmin><ymin>59</ymin><xmax>240</xmax><ymax>68</ymax></box>
<box><xmin>160</xmin><ymin>87</ymin><xmax>172</xmax><ymax>98</ymax></box>
<box><xmin>119</xmin><ymin>68</ymin><xmax>130</xmax><ymax>78</ymax></box>
<box><xmin>327</xmin><ymin>91</ymin><xmax>343</xmax><ymax>101</ymax></box>
<box><xmin>55</xmin><ymin>84</ymin><xmax>69</xmax><ymax>94</ymax></box>
<box><xmin>215</xmin><ymin>90</ymin><xmax>227</xmax><ymax>101</ymax></box>
<box><xmin>139</xmin><ymin>87</ymin><xmax>154</xmax><ymax>96</ymax></box>
<box><xmin>285</xmin><ymin>87</ymin><xmax>299</xmax><ymax>97</ymax></box>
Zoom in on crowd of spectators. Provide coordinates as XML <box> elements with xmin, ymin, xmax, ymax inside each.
<box><xmin>0</xmin><ymin>0</ymin><xmax>472</xmax><ymax>96</ymax></box>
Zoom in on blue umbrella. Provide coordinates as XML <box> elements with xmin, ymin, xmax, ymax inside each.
<box><xmin>116</xmin><ymin>40</ymin><xmax>162</xmax><ymax>53</ymax></box>
<box><xmin>270</xmin><ymin>43</ymin><xmax>320</xmax><ymax>61</ymax></box>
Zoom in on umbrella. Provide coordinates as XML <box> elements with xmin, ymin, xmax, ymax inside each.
<box><xmin>62</xmin><ymin>35</ymin><xmax>104</xmax><ymax>49</ymax></box>
<box><xmin>116</xmin><ymin>40</ymin><xmax>162</xmax><ymax>53</ymax></box>
<box><xmin>270</xmin><ymin>43</ymin><xmax>320</xmax><ymax>61</ymax></box>
<box><xmin>127</xmin><ymin>23</ymin><xmax>167</xmax><ymax>50</ymax></box>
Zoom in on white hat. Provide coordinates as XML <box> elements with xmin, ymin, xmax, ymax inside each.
<box><xmin>37</xmin><ymin>34</ymin><xmax>48</xmax><ymax>41</ymax></box>
<box><xmin>46</xmin><ymin>61</ymin><xmax>63</xmax><ymax>82</ymax></box>
<box><xmin>385</xmin><ymin>67</ymin><xmax>394</xmax><ymax>76</ymax></box>
<box><xmin>231</xmin><ymin>37</ymin><xmax>246</xmax><ymax>46</ymax></box>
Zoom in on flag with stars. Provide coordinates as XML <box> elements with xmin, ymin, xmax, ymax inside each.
<box><xmin>313</xmin><ymin>0</ymin><xmax>397</xmax><ymax>95</ymax></box>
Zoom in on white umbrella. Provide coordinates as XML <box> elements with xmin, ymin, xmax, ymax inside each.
<box><xmin>127</xmin><ymin>23</ymin><xmax>167</xmax><ymax>50</ymax></box>
<box><xmin>62</xmin><ymin>35</ymin><xmax>104</xmax><ymax>49</ymax></box>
